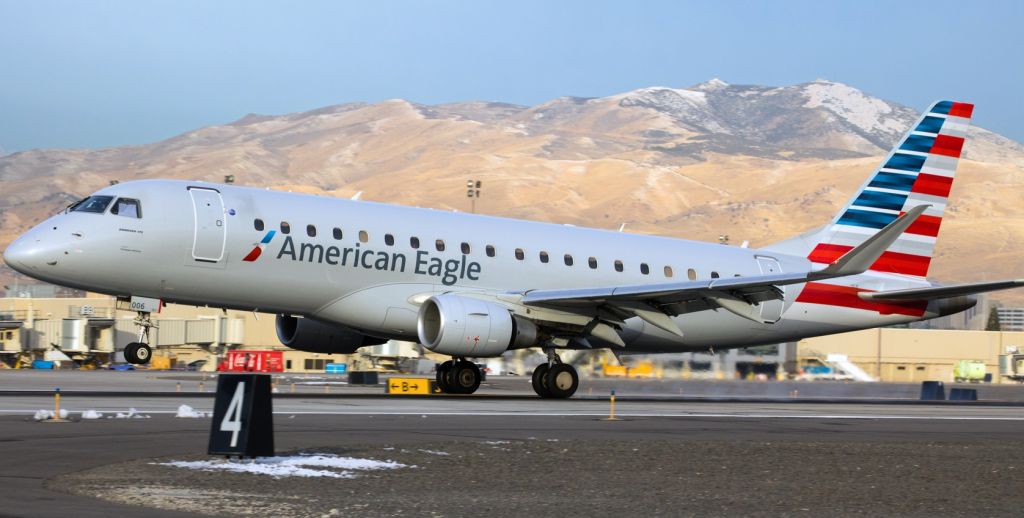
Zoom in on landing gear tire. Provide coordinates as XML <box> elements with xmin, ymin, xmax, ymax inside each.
<box><xmin>450</xmin><ymin>361</ymin><xmax>482</xmax><ymax>395</ymax></box>
<box><xmin>123</xmin><ymin>342</ymin><xmax>152</xmax><ymax>365</ymax></box>
<box><xmin>436</xmin><ymin>361</ymin><xmax>454</xmax><ymax>393</ymax></box>
<box><xmin>532</xmin><ymin>363</ymin><xmax>552</xmax><ymax>398</ymax></box>
<box><xmin>545</xmin><ymin>363</ymin><xmax>579</xmax><ymax>399</ymax></box>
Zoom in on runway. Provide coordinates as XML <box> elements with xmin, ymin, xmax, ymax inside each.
<box><xmin>2</xmin><ymin>400</ymin><xmax>1024</xmax><ymax>516</ymax></box>
<box><xmin>2</xmin><ymin>371</ymin><xmax>1023</xmax><ymax>516</ymax></box>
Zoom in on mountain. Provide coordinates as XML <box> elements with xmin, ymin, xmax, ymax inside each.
<box><xmin>2</xmin><ymin>79</ymin><xmax>1023</xmax><ymax>304</ymax></box>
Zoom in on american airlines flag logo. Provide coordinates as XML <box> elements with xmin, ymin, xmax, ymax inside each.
<box><xmin>807</xmin><ymin>101</ymin><xmax>973</xmax><ymax>277</ymax></box>
<box><xmin>243</xmin><ymin>230</ymin><xmax>276</xmax><ymax>262</ymax></box>
<box><xmin>797</xmin><ymin>100</ymin><xmax>974</xmax><ymax>317</ymax></box>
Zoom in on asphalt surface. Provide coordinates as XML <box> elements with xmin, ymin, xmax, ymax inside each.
<box><xmin>1</xmin><ymin>371</ymin><xmax>1022</xmax><ymax>517</ymax></box>
<box><xmin>5</xmin><ymin>369</ymin><xmax>1024</xmax><ymax>401</ymax></box>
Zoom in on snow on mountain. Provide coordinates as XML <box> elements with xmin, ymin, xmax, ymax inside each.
<box><xmin>802</xmin><ymin>80</ymin><xmax>912</xmax><ymax>140</ymax></box>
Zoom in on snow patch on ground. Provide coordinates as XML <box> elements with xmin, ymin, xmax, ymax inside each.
<box><xmin>418</xmin><ymin>449</ymin><xmax>450</xmax><ymax>456</ymax></box>
<box><xmin>115</xmin><ymin>408</ymin><xmax>150</xmax><ymax>419</ymax></box>
<box><xmin>157</xmin><ymin>454</ymin><xmax>407</xmax><ymax>479</ymax></box>
<box><xmin>803</xmin><ymin>81</ymin><xmax>904</xmax><ymax>135</ymax></box>
<box><xmin>175</xmin><ymin>405</ymin><xmax>207</xmax><ymax>418</ymax></box>
<box><xmin>81</xmin><ymin>410</ymin><xmax>103</xmax><ymax>420</ymax></box>
<box><xmin>33</xmin><ymin>409</ymin><xmax>68</xmax><ymax>421</ymax></box>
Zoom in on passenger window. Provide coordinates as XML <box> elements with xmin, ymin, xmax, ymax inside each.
<box><xmin>564</xmin><ymin>254</ymin><xmax>574</xmax><ymax>266</ymax></box>
<box><xmin>515</xmin><ymin>248</ymin><xmax>525</xmax><ymax>260</ymax></box>
<box><xmin>385</xmin><ymin>234</ymin><xmax>395</xmax><ymax>246</ymax></box>
<box><xmin>254</xmin><ymin>219</ymin><xmax>265</xmax><ymax>231</ymax></box>
<box><xmin>306</xmin><ymin>224</ymin><xmax>316</xmax><ymax>237</ymax></box>
<box><xmin>461</xmin><ymin>242</ymin><xmax>471</xmax><ymax>254</ymax></box>
<box><xmin>71</xmin><ymin>195</ymin><xmax>114</xmax><ymax>214</ymax></box>
<box><xmin>486</xmin><ymin>245</ymin><xmax>495</xmax><ymax>257</ymax></box>
<box><xmin>687</xmin><ymin>268</ymin><xmax>697</xmax><ymax>280</ymax></box>
<box><xmin>281</xmin><ymin>222</ymin><xmax>291</xmax><ymax>234</ymax></box>
<box><xmin>110</xmin><ymin>198</ymin><xmax>142</xmax><ymax>218</ymax></box>
<box><xmin>358</xmin><ymin>231</ymin><xmax>368</xmax><ymax>243</ymax></box>
<box><xmin>614</xmin><ymin>260</ymin><xmax>624</xmax><ymax>272</ymax></box>
<box><xmin>588</xmin><ymin>257</ymin><xmax>598</xmax><ymax>269</ymax></box>
<box><xmin>410</xmin><ymin>237</ymin><xmax>420</xmax><ymax>249</ymax></box>
<box><xmin>640</xmin><ymin>263</ymin><xmax>650</xmax><ymax>275</ymax></box>
<box><xmin>664</xmin><ymin>266</ymin><xmax>674</xmax><ymax>278</ymax></box>
<box><xmin>333</xmin><ymin>228</ymin><xmax>343</xmax><ymax>240</ymax></box>
<box><xmin>711</xmin><ymin>271</ymin><xmax>720</xmax><ymax>279</ymax></box>
<box><xmin>436</xmin><ymin>239</ymin><xmax>445</xmax><ymax>252</ymax></box>
<box><xmin>539</xmin><ymin>251</ymin><xmax>549</xmax><ymax>263</ymax></box>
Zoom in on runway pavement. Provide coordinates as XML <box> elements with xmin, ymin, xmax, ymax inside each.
<box><xmin>1</xmin><ymin>371</ymin><xmax>1022</xmax><ymax>516</ymax></box>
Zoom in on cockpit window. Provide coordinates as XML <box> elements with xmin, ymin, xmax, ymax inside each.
<box><xmin>69</xmin><ymin>195</ymin><xmax>114</xmax><ymax>214</ymax></box>
<box><xmin>110</xmin><ymin>198</ymin><xmax>142</xmax><ymax>218</ymax></box>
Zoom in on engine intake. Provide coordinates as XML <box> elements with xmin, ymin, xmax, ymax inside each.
<box><xmin>276</xmin><ymin>314</ymin><xmax>386</xmax><ymax>354</ymax></box>
<box><xmin>417</xmin><ymin>294</ymin><xmax>537</xmax><ymax>357</ymax></box>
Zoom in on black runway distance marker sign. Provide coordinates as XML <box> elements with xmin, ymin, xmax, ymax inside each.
<box><xmin>208</xmin><ymin>374</ymin><xmax>274</xmax><ymax>457</ymax></box>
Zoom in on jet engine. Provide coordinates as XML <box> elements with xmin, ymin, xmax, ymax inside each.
<box><xmin>417</xmin><ymin>294</ymin><xmax>538</xmax><ymax>357</ymax></box>
<box><xmin>276</xmin><ymin>314</ymin><xmax>386</xmax><ymax>354</ymax></box>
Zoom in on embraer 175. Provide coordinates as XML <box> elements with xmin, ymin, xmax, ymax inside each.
<box><xmin>4</xmin><ymin>101</ymin><xmax>1022</xmax><ymax>398</ymax></box>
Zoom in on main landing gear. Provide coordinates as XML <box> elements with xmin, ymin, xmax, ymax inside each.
<box><xmin>531</xmin><ymin>350</ymin><xmax>579</xmax><ymax>399</ymax></box>
<box><xmin>123</xmin><ymin>311</ymin><xmax>156</xmax><ymax>365</ymax></box>
<box><xmin>435</xmin><ymin>358</ymin><xmax>482</xmax><ymax>394</ymax></box>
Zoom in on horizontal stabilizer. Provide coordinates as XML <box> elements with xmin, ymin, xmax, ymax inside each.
<box><xmin>858</xmin><ymin>279</ymin><xmax>1024</xmax><ymax>301</ymax></box>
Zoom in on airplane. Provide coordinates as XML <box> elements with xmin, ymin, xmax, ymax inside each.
<box><xmin>3</xmin><ymin>100</ymin><xmax>1022</xmax><ymax>398</ymax></box>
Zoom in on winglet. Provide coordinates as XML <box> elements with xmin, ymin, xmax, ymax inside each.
<box><xmin>810</xmin><ymin>205</ymin><xmax>929</xmax><ymax>279</ymax></box>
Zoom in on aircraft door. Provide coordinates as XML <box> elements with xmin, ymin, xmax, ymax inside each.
<box><xmin>755</xmin><ymin>255</ymin><xmax>784</xmax><ymax>322</ymax></box>
<box><xmin>189</xmin><ymin>187</ymin><xmax>227</xmax><ymax>262</ymax></box>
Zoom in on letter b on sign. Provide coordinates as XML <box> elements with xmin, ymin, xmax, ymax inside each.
<box><xmin>208</xmin><ymin>374</ymin><xmax>274</xmax><ymax>457</ymax></box>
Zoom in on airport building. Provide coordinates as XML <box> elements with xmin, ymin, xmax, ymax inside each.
<box><xmin>796</xmin><ymin>328</ymin><xmax>1024</xmax><ymax>384</ymax></box>
<box><xmin>2</xmin><ymin>294</ymin><xmax>1023</xmax><ymax>384</ymax></box>
<box><xmin>0</xmin><ymin>295</ymin><xmax>391</xmax><ymax>372</ymax></box>
<box><xmin>996</xmin><ymin>307</ymin><xmax>1024</xmax><ymax>331</ymax></box>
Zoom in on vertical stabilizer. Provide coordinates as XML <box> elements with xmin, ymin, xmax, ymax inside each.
<box><xmin>771</xmin><ymin>101</ymin><xmax>973</xmax><ymax>278</ymax></box>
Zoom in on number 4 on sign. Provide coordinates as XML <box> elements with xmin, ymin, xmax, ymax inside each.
<box><xmin>221</xmin><ymin>382</ymin><xmax>245</xmax><ymax>447</ymax></box>
<box><xmin>207</xmin><ymin>374</ymin><xmax>273</xmax><ymax>458</ymax></box>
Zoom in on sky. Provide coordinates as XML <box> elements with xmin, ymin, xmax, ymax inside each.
<box><xmin>1</xmin><ymin>0</ymin><xmax>1022</xmax><ymax>153</ymax></box>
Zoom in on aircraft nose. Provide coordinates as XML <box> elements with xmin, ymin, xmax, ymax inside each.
<box><xmin>4</xmin><ymin>234</ymin><xmax>34</xmax><ymax>272</ymax></box>
<box><xmin>3</xmin><ymin>227</ymin><xmax>56</xmax><ymax>274</ymax></box>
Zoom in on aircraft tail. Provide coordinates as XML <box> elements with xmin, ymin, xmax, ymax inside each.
<box><xmin>770</xmin><ymin>100</ymin><xmax>974</xmax><ymax>279</ymax></box>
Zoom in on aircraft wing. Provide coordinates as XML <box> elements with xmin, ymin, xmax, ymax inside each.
<box><xmin>857</xmin><ymin>279</ymin><xmax>1024</xmax><ymax>301</ymax></box>
<box><xmin>519</xmin><ymin>205</ymin><xmax>930</xmax><ymax>332</ymax></box>
<box><xmin>522</xmin><ymin>272</ymin><xmax>816</xmax><ymax>307</ymax></box>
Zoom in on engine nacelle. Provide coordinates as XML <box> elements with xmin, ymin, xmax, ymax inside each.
<box><xmin>417</xmin><ymin>294</ymin><xmax>537</xmax><ymax>357</ymax></box>
<box><xmin>276</xmin><ymin>314</ymin><xmax>386</xmax><ymax>354</ymax></box>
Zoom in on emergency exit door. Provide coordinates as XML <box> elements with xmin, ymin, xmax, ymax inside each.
<box><xmin>189</xmin><ymin>187</ymin><xmax>226</xmax><ymax>262</ymax></box>
<box><xmin>755</xmin><ymin>255</ymin><xmax>784</xmax><ymax>322</ymax></box>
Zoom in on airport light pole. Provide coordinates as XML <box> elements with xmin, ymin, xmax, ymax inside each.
<box><xmin>466</xmin><ymin>179</ymin><xmax>481</xmax><ymax>214</ymax></box>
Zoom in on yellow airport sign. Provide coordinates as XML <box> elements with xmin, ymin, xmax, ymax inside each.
<box><xmin>386</xmin><ymin>377</ymin><xmax>436</xmax><ymax>395</ymax></box>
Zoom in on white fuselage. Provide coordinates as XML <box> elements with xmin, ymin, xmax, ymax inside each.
<box><xmin>3</xmin><ymin>180</ymin><xmax>945</xmax><ymax>355</ymax></box>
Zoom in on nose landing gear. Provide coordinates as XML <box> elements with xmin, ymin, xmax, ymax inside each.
<box><xmin>123</xmin><ymin>311</ymin><xmax>157</xmax><ymax>365</ymax></box>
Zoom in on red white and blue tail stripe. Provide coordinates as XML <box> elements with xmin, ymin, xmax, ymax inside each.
<box><xmin>805</xmin><ymin>100</ymin><xmax>973</xmax><ymax>278</ymax></box>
